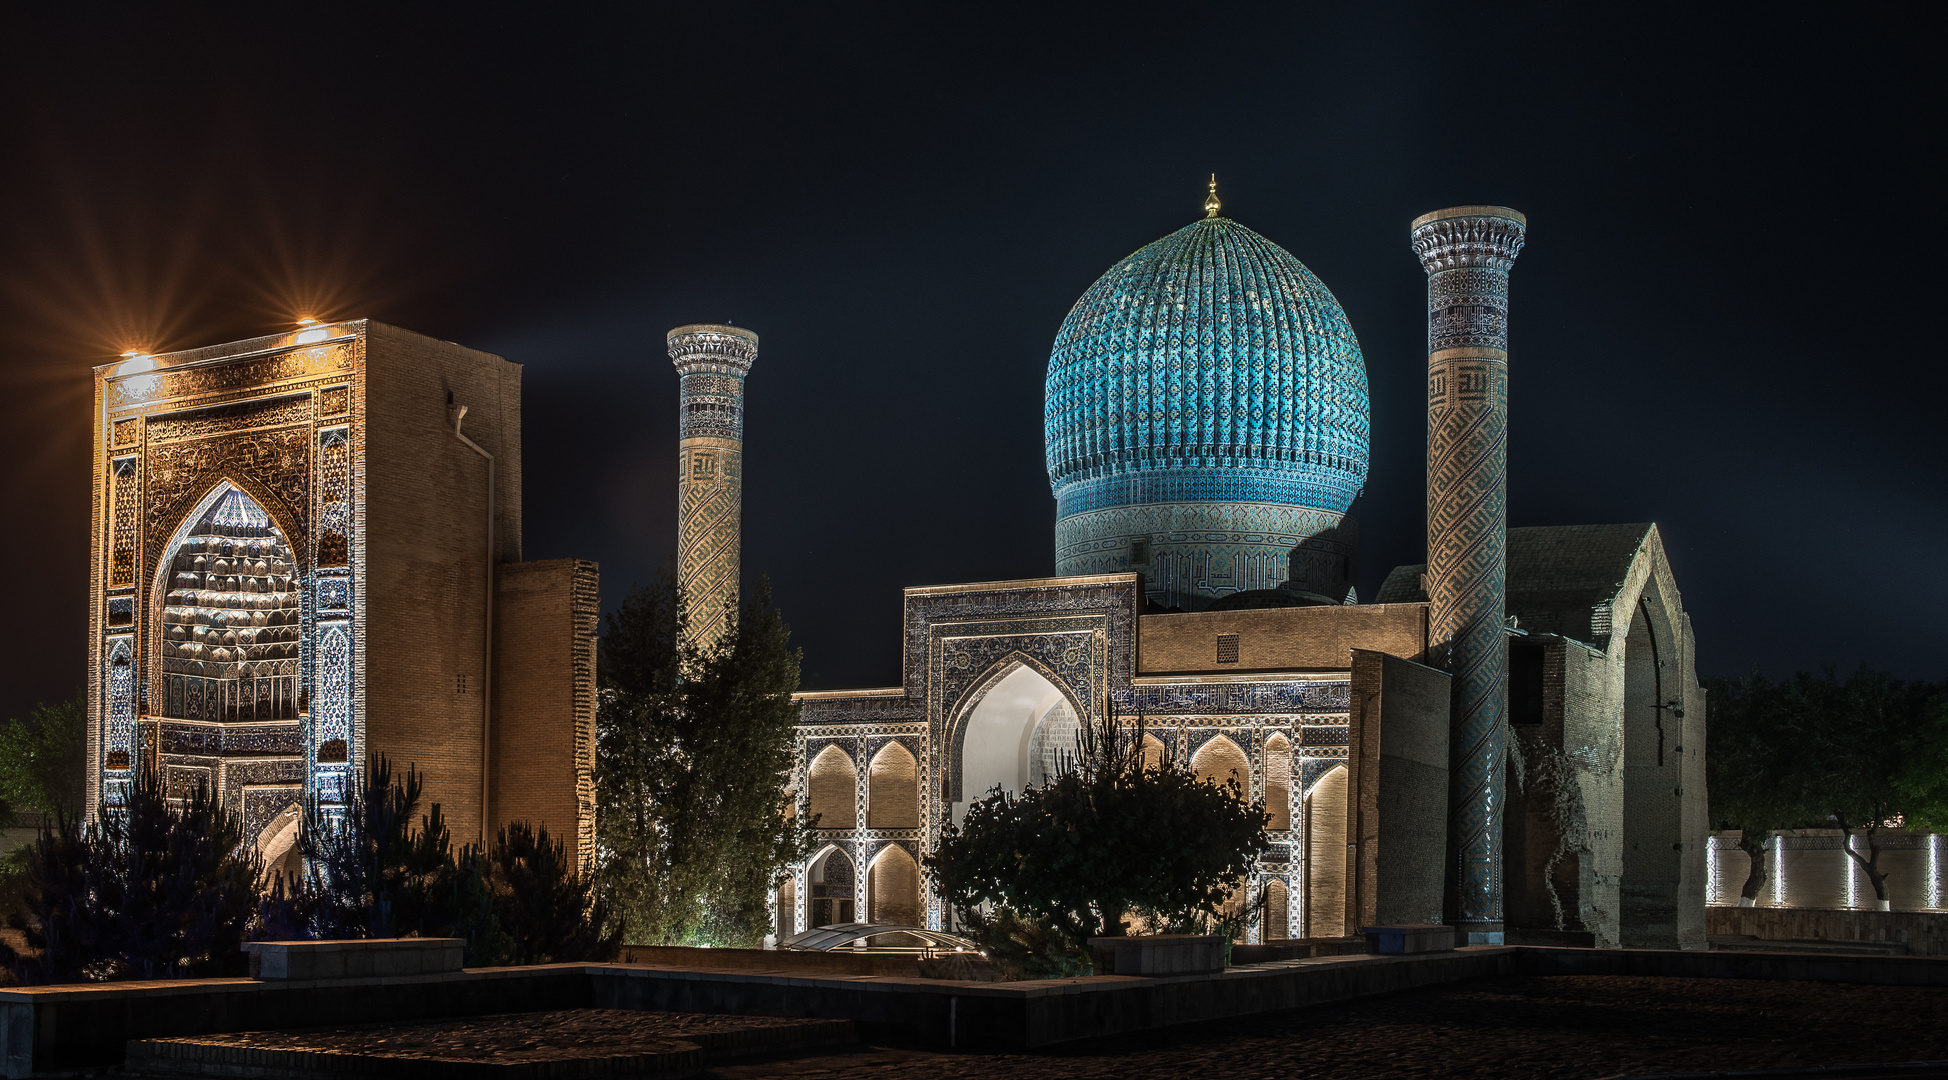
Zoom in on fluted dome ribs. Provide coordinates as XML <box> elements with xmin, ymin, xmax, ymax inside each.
<box><xmin>1045</xmin><ymin>218</ymin><xmax>1371</xmax><ymax>517</ymax></box>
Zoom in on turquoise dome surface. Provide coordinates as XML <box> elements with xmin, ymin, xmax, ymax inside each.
<box><xmin>1045</xmin><ymin>216</ymin><xmax>1370</xmax><ymax>515</ymax></box>
<box><xmin>1044</xmin><ymin>216</ymin><xmax>1370</xmax><ymax>608</ymax></box>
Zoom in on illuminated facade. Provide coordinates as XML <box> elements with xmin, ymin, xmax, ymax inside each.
<box><xmin>88</xmin><ymin>321</ymin><xmax>599</xmax><ymax>875</ymax></box>
<box><xmin>780</xmin><ymin>194</ymin><xmax>1711</xmax><ymax>950</ymax></box>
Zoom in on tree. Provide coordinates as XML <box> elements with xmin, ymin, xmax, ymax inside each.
<box><xmin>0</xmin><ymin>691</ymin><xmax>88</xmax><ymax>823</ymax></box>
<box><xmin>1796</xmin><ymin>668</ymin><xmax>1946</xmax><ymax>908</ymax></box>
<box><xmin>8</xmin><ymin>765</ymin><xmax>259</xmax><ymax>983</ymax></box>
<box><xmin>1705</xmin><ymin>672</ymin><xmax>1819</xmax><ymax>905</ymax></box>
<box><xmin>1710</xmin><ymin>667</ymin><xmax>1948</xmax><ymax>910</ymax></box>
<box><xmin>928</xmin><ymin>709</ymin><xmax>1268</xmax><ymax>952</ymax></box>
<box><xmin>288</xmin><ymin>756</ymin><xmax>616</xmax><ymax>964</ymax></box>
<box><xmin>594</xmin><ymin>573</ymin><xmax>813</xmax><ymax>946</ymax></box>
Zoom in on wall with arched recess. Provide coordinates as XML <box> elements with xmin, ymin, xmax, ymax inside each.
<box><xmin>776</xmin><ymin>876</ymin><xmax>797</xmax><ymax>938</ymax></box>
<box><xmin>1265</xmin><ymin>877</ymin><xmax>1291</xmax><ymax>940</ymax></box>
<box><xmin>1263</xmin><ymin>733</ymin><xmax>1292</xmax><ymax>831</ymax></box>
<box><xmin>952</xmin><ymin>661</ymin><xmax>1074</xmax><ymax>821</ymax></box>
<box><xmin>1306</xmin><ymin>763</ymin><xmax>1349</xmax><ymax>937</ymax></box>
<box><xmin>867</xmin><ymin>743</ymin><xmax>919</xmax><ymax>829</ymax></box>
<box><xmin>1192</xmin><ymin>734</ymin><xmax>1251</xmax><ymax>794</ymax></box>
<box><xmin>807</xmin><ymin>745</ymin><xmax>858</xmax><ymax>830</ymax></box>
<box><xmin>809</xmin><ymin>846</ymin><xmax>856</xmax><ymax>926</ymax></box>
<box><xmin>868</xmin><ymin>844</ymin><xmax>922</xmax><ymax>927</ymax></box>
<box><xmin>1141</xmin><ymin>733</ymin><xmax>1166</xmax><ymax>772</ymax></box>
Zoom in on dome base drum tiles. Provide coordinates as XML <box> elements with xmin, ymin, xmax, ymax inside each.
<box><xmin>1045</xmin><ymin>216</ymin><xmax>1370</xmax><ymax>611</ymax></box>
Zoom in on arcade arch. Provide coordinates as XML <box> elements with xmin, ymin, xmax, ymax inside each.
<box><xmin>951</xmin><ymin>662</ymin><xmax>1080</xmax><ymax>823</ymax></box>
<box><xmin>1304</xmin><ymin>763</ymin><xmax>1349</xmax><ymax>937</ymax></box>
<box><xmin>867</xmin><ymin>845</ymin><xmax>922</xmax><ymax>926</ymax></box>
<box><xmin>807</xmin><ymin>745</ymin><xmax>857</xmax><ymax>830</ymax></box>
<box><xmin>808</xmin><ymin>846</ymin><xmax>856</xmax><ymax>926</ymax></box>
<box><xmin>867</xmin><ymin>743</ymin><xmax>919</xmax><ymax>829</ymax></box>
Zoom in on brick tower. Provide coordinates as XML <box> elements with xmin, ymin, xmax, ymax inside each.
<box><xmin>1412</xmin><ymin>206</ymin><xmax>1526</xmax><ymax>944</ymax></box>
<box><xmin>668</xmin><ymin>324</ymin><xmax>758</xmax><ymax>651</ymax></box>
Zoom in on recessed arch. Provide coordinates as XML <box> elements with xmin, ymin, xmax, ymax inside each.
<box><xmin>1304</xmin><ymin>762</ymin><xmax>1349</xmax><ymax>937</ymax></box>
<box><xmin>866</xmin><ymin>844</ymin><xmax>922</xmax><ymax>927</ymax></box>
<box><xmin>1263</xmin><ymin>733</ymin><xmax>1292</xmax><ymax>831</ymax></box>
<box><xmin>867</xmin><ymin>742</ymin><xmax>919</xmax><ymax>829</ymax></box>
<box><xmin>254</xmin><ymin>800</ymin><xmax>303</xmax><ymax>889</ymax></box>
<box><xmin>1192</xmin><ymin>734</ymin><xmax>1251</xmax><ymax>795</ymax></box>
<box><xmin>1265</xmin><ymin>877</ymin><xmax>1291</xmax><ymax>941</ymax></box>
<box><xmin>1140</xmin><ymin>733</ymin><xmax>1167</xmax><ymax>772</ymax></box>
<box><xmin>808</xmin><ymin>845</ymin><xmax>856</xmax><ymax>927</ymax></box>
<box><xmin>807</xmin><ymin>745</ymin><xmax>858</xmax><ymax>830</ymax></box>
<box><xmin>947</xmin><ymin>657</ymin><xmax>1086</xmax><ymax>821</ymax></box>
<box><xmin>1620</xmin><ymin>577</ymin><xmax>1686</xmax><ymax>946</ymax></box>
<box><xmin>150</xmin><ymin>482</ymin><xmax>306</xmax><ymax>724</ymax></box>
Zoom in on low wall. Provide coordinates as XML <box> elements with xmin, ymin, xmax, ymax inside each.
<box><xmin>620</xmin><ymin>945</ymin><xmax>921</xmax><ymax>977</ymax></box>
<box><xmin>1708</xmin><ymin>906</ymin><xmax>1948</xmax><ymax>956</ymax></box>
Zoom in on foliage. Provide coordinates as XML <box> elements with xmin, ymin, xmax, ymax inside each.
<box><xmin>958</xmin><ymin>905</ymin><xmax>1092</xmax><ymax>980</ymax></box>
<box><xmin>0</xmin><ymin>691</ymin><xmax>88</xmax><ymax>822</ymax></box>
<box><xmin>6</xmin><ymin>765</ymin><xmax>259</xmax><ymax>983</ymax></box>
<box><xmin>289</xmin><ymin>756</ymin><xmax>617</xmax><ymax>965</ymax></box>
<box><xmin>0</xmin><ymin>691</ymin><xmax>89</xmax><ymax>925</ymax></box>
<box><xmin>594</xmin><ymin>573</ymin><xmax>813</xmax><ymax>947</ymax></box>
<box><xmin>928</xmin><ymin>708</ymin><xmax>1268</xmax><ymax>951</ymax></box>
<box><xmin>1707</xmin><ymin>667</ymin><xmax>1948</xmax><ymax>905</ymax></box>
<box><xmin>1704</xmin><ymin>672</ymin><xmax>1821</xmax><ymax>904</ymax></box>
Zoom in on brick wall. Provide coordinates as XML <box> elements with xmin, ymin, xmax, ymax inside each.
<box><xmin>362</xmin><ymin>322</ymin><xmax>523</xmax><ymax>847</ymax></box>
<box><xmin>492</xmin><ymin>558</ymin><xmax>599</xmax><ymax>867</ymax></box>
<box><xmin>1137</xmin><ymin>603</ymin><xmax>1429</xmax><ymax>674</ymax></box>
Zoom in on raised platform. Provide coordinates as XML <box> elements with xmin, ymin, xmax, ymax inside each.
<box><xmin>6</xmin><ymin>947</ymin><xmax>1948</xmax><ymax>1077</ymax></box>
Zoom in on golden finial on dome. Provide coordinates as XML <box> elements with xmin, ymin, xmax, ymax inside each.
<box><xmin>1204</xmin><ymin>174</ymin><xmax>1221</xmax><ymax>218</ymax></box>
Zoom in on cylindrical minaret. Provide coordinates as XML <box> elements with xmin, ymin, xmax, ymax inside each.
<box><xmin>669</xmin><ymin>324</ymin><xmax>759</xmax><ymax>652</ymax></box>
<box><xmin>1411</xmin><ymin>206</ymin><xmax>1526</xmax><ymax>945</ymax></box>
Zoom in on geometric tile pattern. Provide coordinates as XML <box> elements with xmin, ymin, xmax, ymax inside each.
<box><xmin>1045</xmin><ymin>212</ymin><xmax>1370</xmax><ymax>610</ymax></box>
<box><xmin>669</xmin><ymin>325</ymin><xmax>758</xmax><ymax>653</ymax></box>
<box><xmin>1412</xmin><ymin>207</ymin><xmax>1525</xmax><ymax>940</ymax></box>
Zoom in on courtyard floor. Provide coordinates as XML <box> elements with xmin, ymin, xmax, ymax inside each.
<box><xmin>711</xmin><ymin>975</ymin><xmax>1948</xmax><ymax>1079</ymax></box>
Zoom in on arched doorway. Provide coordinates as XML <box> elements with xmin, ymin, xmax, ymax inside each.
<box><xmin>255</xmin><ymin>802</ymin><xmax>303</xmax><ymax>889</ymax></box>
<box><xmin>1304</xmin><ymin>763</ymin><xmax>1348</xmax><ymax>937</ymax></box>
<box><xmin>1265</xmin><ymin>878</ymin><xmax>1291</xmax><ymax>940</ymax></box>
<box><xmin>952</xmin><ymin>663</ymin><xmax>1079</xmax><ymax>823</ymax></box>
<box><xmin>808</xmin><ymin>846</ymin><xmax>856</xmax><ymax>927</ymax></box>
<box><xmin>867</xmin><ymin>844</ymin><xmax>922</xmax><ymax>926</ymax></box>
<box><xmin>776</xmin><ymin>876</ymin><xmax>797</xmax><ymax>938</ymax></box>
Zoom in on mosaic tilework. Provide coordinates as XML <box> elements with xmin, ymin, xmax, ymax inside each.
<box><xmin>794</xmin><ymin>574</ymin><xmax>1357</xmax><ymax>936</ymax></box>
<box><xmin>1413</xmin><ymin>207</ymin><xmax>1526</xmax><ymax>939</ymax></box>
<box><xmin>1045</xmin><ymin>216</ymin><xmax>1371</xmax><ymax>610</ymax></box>
<box><xmin>1055</xmin><ymin>500</ymin><xmax>1346</xmax><ymax>610</ymax></box>
<box><xmin>669</xmin><ymin>325</ymin><xmax>757</xmax><ymax>652</ymax></box>
<box><xmin>103</xmin><ymin>635</ymin><xmax>135</xmax><ymax>802</ymax></box>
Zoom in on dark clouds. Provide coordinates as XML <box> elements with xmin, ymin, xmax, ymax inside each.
<box><xmin>0</xmin><ymin>3</ymin><xmax>1939</xmax><ymax>720</ymax></box>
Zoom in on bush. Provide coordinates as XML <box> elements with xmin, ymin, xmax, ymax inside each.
<box><xmin>7</xmin><ymin>766</ymin><xmax>258</xmax><ymax>983</ymax></box>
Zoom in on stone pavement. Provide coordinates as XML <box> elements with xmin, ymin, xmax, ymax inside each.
<box><xmin>706</xmin><ymin>975</ymin><xmax>1948</xmax><ymax>1079</ymax></box>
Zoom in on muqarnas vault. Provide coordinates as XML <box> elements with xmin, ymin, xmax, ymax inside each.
<box><xmin>88</xmin><ymin>321</ymin><xmax>597</xmax><ymax>880</ymax></box>
<box><xmin>779</xmin><ymin>195</ymin><xmax>1710</xmax><ymax>950</ymax></box>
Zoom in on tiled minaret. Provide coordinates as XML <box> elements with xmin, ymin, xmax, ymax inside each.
<box><xmin>669</xmin><ymin>324</ymin><xmax>758</xmax><ymax>652</ymax></box>
<box><xmin>1411</xmin><ymin>206</ymin><xmax>1526</xmax><ymax>945</ymax></box>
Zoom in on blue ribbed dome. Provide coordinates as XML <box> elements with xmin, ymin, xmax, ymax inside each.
<box><xmin>1045</xmin><ymin>217</ymin><xmax>1369</xmax><ymax>513</ymax></box>
<box><xmin>1044</xmin><ymin>216</ymin><xmax>1370</xmax><ymax>609</ymax></box>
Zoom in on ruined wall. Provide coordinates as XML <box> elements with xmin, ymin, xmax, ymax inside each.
<box><xmin>1346</xmin><ymin>650</ymin><xmax>1450</xmax><ymax>929</ymax></box>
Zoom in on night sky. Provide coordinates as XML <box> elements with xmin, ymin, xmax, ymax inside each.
<box><xmin>1</xmin><ymin>5</ymin><xmax>1939</xmax><ymax>723</ymax></box>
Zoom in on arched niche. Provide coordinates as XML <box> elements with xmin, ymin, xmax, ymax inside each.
<box><xmin>807</xmin><ymin>745</ymin><xmax>858</xmax><ymax>830</ymax></box>
<box><xmin>808</xmin><ymin>845</ymin><xmax>856</xmax><ymax>927</ymax></box>
<box><xmin>1620</xmin><ymin>582</ymin><xmax>1685</xmax><ymax>947</ymax></box>
<box><xmin>950</xmin><ymin>661</ymin><xmax>1081</xmax><ymax>823</ymax></box>
<box><xmin>776</xmin><ymin>876</ymin><xmax>797</xmax><ymax>939</ymax></box>
<box><xmin>1192</xmin><ymin>734</ymin><xmax>1251</xmax><ymax>794</ymax></box>
<box><xmin>1140</xmin><ymin>733</ymin><xmax>1167</xmax><ymax>772</ymax></box>
<box><xmin>151</xmin><ymin>484</ymin><xmax>305</xmax><ymax>724</ymax></box>
<box><xmin>867</xmin><ymin>844</ymin><xmax>922</xmax><ymax>927</ymax></box>
<box><xmin>867</xmin><ymin>743</ymin><xmax>919</xmax><ymax>829</ymax></box>
<box><xmin>1263</xmin><ymin>733</ymin><xmax>1293</xmax><ymax>831</ymax></box>
<box><xmin>1304</xmin><ymin>763</ymin><xmax>1349</xmax><ymax>938</ymax></box>
<box><xmin>1265</xmin><ymin>877</ymin><xmax>1291</xmax><ymax>941</ymax></box>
